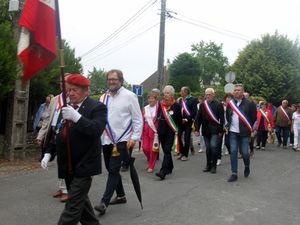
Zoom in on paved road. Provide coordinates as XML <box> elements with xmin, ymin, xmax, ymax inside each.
<box><xmin>1</xmin><ymin>143</ymin><xmax>300</xmax><ymax>225</ymax></box>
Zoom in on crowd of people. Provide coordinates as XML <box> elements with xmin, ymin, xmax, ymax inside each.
<box><xmin>33</xmin><ymin>70</ymin><xmax>300</xmax><ymax>225</ymax></box>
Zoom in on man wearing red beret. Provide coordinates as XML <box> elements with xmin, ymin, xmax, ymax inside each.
<box><xmin>56</xmin><ymin>74</ymin><xmax>107</xmax><ymax>225</ymax></box>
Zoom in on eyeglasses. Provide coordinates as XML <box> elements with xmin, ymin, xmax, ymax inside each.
<box><xmin>107</xmin><ymin>78</ymin><xmax>119</xmax><ymax>82</ymax></box>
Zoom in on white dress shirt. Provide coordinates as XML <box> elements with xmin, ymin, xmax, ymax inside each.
<box><xmin>230</xmin><ymin>100</ymin><xmax>242</xmax><ymax>133</ymax></box>
<box><xmin>100</xmin><ymin>86</ymin><xmax>143</xmax><ymax>145</ymax></box>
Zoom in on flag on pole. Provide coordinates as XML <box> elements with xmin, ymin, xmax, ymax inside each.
<box><xmin>18</xmin><ymin>0</ymin><xmax>57</xmax><ymax>81</ymax></box>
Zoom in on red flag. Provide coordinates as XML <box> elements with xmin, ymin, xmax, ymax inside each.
<box><xmin>18</xmin><ymin>0</ymin><xmax>57</xmax><ymax>81</ymax></box>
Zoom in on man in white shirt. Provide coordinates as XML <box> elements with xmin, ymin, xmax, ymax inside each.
<box><xmin>95</xmin><ymin>69</ymin><xmax>143</xmax><ymax>216</ymax></box>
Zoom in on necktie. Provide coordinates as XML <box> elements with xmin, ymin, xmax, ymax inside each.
<box><xmin>72</xmin><ymin>104</ymin><xmax>79</xmax><ymax>110</ymax></box>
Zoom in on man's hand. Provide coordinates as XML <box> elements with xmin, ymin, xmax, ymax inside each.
<box><xmin>35</xmin><ymin>139</ymin><xmax>42</xmax><ymax>146</ymax></box>
<box><xmin>182</xmin><ymin>118</ymin><xmax>188</xmax><ymax>124</ymax></box>
<box><xmin>62</xmin><ymin>105</ymin><xmax>82</xmax><ymax>123</ymax></box>
<box><xmin>127</xmin><ymin>139</ymin><xmax>136</xmax><ymax>149</ymax></box>
<box><xmin>41</xmin><ymin>153</ymin><xmax>51</xmax><ymax>169</ymax></box>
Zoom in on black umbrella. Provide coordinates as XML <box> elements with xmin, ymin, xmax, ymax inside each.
<box><xmin>128</xmin><ymin>146</ymin><xmax>143</xmax><ymax>209</ymax></box>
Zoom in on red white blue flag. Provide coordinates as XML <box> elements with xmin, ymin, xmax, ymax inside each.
<box><xmin>18</xmin><ymin>0</ymin><xmax>57</xmax><ymax>81</ymax></box>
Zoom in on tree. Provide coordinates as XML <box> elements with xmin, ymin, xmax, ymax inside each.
<box><xmin>0</xmin><ymin>22</ymin><xmax>17</xmax><ymax>100</ymax></box>
<box><xmin>169</xmin><ymin>52</ymin><xmax>201</xmax><ymax>92</ymax></box>
<box><xmin>191</xmin><ymin>41</ymin><xmax>229</xmax><ymax>85</ymax></box>
<box><xmin>232</xmin><ymin>32</ymin><xmax>300</xmax><ymax>104</ymax></box>
<box><xmin>87</xmin><ymin>67</ymin><xmax>107</xmax><ymax>95</ymax></box>
<box><xmin>0</xmin><ymin>0</ymin><xmax>19</xmax><ymax>100</ymax></box>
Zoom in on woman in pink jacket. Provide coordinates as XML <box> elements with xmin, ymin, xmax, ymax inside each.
<box><xmin>142</xmin><ymin>93</ymin><xmax>159</xmax><ymax>173</ymax></box>
<box><xmin>255</xmin><ymin>101</ymin><xmax>275</xmax><ymax>150</ymax></box>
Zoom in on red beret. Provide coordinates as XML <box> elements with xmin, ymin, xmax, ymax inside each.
<box><xmin>66</xmin><ymin>74</ymin><xmax>90</xmax><ymax>87</ymax></box>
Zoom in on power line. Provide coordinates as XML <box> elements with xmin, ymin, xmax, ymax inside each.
<box><xmin>80</xmin><ymin>0</ymin><xmax>158</xmax><ymax>59</ymax></box>
<box><xmin>169</xmin><ymin>12</ymin><xmax>251</xmax><ymax>42</ymax></box>
<box><xmin>81</xmin><ymin>17</ymin><xmax>159</xmax><ymax>64</ymax></box>
<box><xmin>83</xmin><ymin>22</ymin><xmax>159</xmax><ymax>67</ymax></box>
<box><xmin>175</xmin><ymin>13</ymin><xmax>252</xmax><ymax>40</ymax></box>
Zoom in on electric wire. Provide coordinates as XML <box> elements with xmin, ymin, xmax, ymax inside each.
<box><xmin>80</xmin><ymin>0</ymin><xmax>158</xmax><ymax>59</ymax></box>
<box><xmin>83</xmin><ymin>22</ymin><xmax>159</xmax><ymax>67</ymax></box>
<box><xmin>175</xmin><ymin>13</ymin><xmax>252</xmax><ymax>40</ymax></box>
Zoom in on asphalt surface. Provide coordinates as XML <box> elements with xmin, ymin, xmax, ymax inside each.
<box><xmin>0</xmin><ymin>142</ymin><xmax>300</xmax><ymax>225</ymax></box>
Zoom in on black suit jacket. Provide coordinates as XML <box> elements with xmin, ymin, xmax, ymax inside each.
<box><xmin>195</xmin><ymin>100</ymin><xmax>224</xmax><ymax>136</ymax></box>
<box><xmin>157</xmin><ymin>101</ymin><xmax>182</xmax><ymax>137</ymax></box>
<box><xmin>178</xmin><ymin>96</ymin><xmax>198</xmax><ymax>123</ymax></box>
<box><xmin>226</xmin><ymin>98</ymin><xmax>257</xmax><ymax>137</ymax></box>
<box><xmin>56</xmin><ymin>97</ymin><xmax>107</xmax><ymax>178</ymax></box>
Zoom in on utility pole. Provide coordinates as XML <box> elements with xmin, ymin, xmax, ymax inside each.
<box><xmin>157</xmin><ymin>0</ymin><xmax>166</xmax><ymax>90</ymax></box>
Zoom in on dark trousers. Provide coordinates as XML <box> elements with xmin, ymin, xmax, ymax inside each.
<box><xmin>101</xmin><ymin>142</ymin><xmax>126</xmax><ymax>205</ymax></box>
<box><xmin>121</xmin><ymin>147</ymin><xmax>130</xmax><ymax>168</ymax></box>
<box><xmin>290</xmin><ymin>132</ymin><xmax>294</xmax><ymax>145</ymax></box>
<box><xmin>224</xmin><ymin>134</ymin><xmax>231</xmax><ymax>154</ymax></box>
<box><xmin>159</xmin><ymin>133</ymin><xmax>174</xmax><ymax>175</ymax></box>
<box><xmin>217</xmin><ymin>134</ymin><xmax>224</xmax><ymax>160</ymax></box>
<box><xmin>58</xmin><ymin>176</ymin><xmax>100</xmax><ymax>225</ymax></box>
<box><xmin>179</xmin><ymin>122</ymin><xmax>193</xmax><ymax>157</ymax></box>
<box><xmin>203</xmin><ymin>134</ymin><xmax>218</xmax><ymax>169</ymax></box>
<box><xmin>275</xmin><ymin>126</ymin><xmax>290</xmax><ymax>146</ymax></box>
<box><xmin>256</xmin><ymin>130</ymin><xmax>268</xmax><ymax>147</ymax></box>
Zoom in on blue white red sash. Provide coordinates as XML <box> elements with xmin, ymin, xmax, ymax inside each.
<box><xmin>228</xmin><ymin>99</ymin><xmax>252</xmax><ymax>131</ymax></box>
<box><xmin>100</xmin><ymin>92</ymin><xmax>133</xmax><ymax>144</ymax></box>
<box><xmin>279</xmin><ymin>106</ymin><xmax>290</xmax><ymax>122</ymax></box>
<box><xmin>203</xmin><ymin>100</ymin><xmax>220</xmax><ymax>125</ymax></box>
<box><xmin>181</xmin><ymin>97</ymin><xmax>190</xmax><ymax>116</ymax></box>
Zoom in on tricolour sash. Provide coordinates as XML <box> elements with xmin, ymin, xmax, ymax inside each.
<box><xmin>100</xmin><ymin>93</ymin><xmax>133</xmax><ymax>145</ymax></box>
<box><xmin>259</xmin><ymin>109</ymin><xmax>270</xmax><ymax>124</ymax></box>
<box><xmin>203</xmin><ymin>100</ymin><xmax>220</xmax><ymax>125</ymax></box>
<box><xmin>160</xmin><ymin>102</ymin><xmax>180</xmax><ymax>154</ymax></box>
<box><xmin>228</xmin><ymin>99</ymin><xmax>252</xmax><ymax>131</ymax></box>
<box><xmin>181</xmin><ymin>97</ymin><xmax>191</xmax><ymax>116</ymax></box>
<box><xmin>279</xmin><ymin>106</ymin><xmax>290</xmax><ymax>122</ymax></box>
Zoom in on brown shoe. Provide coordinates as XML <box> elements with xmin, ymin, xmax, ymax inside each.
<box><xmin>53</xmin><ymin>190</ymin><xmax>63</xmax><ymax>198</ymax></box>
<box><xmin>60</xmin><ymin>193</ymin><xmax>69</xmax><ymax>202</ymax></box>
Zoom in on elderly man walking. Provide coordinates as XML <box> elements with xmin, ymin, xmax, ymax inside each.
<box><xmin>274</xmin><ymin>100</ymin><xmax>292</xmax><ymax>149</ymax></box>
<box><xmin>56</xmin><ymin>74</ymin><xmax>107</xmax><ymax>225</ymax></box>
<box><xmin>195</xmin><ymin>88</ymin><xmax>224</xmax><ymax>174</ymax></box>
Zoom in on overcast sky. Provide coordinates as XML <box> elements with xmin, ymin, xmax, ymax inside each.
<box><xmin>59</xmin><ymin>0</ymin><xmax>300</xmax><ymax>84</ymax></box>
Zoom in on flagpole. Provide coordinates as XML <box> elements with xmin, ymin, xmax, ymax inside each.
<box><xmin>55</xmin><ymin>0</ymin><xmax>73</xmax><ymax>175</ymax></box>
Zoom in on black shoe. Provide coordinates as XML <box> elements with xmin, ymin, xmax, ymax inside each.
<box><xmin>155</xmin><ymin>172</ymin><xmax>165</xmax><ymax>180</ymax></box>
<box><xmin>94</xmin><ymin>202</ymin><xmax>107</xmax><ymax>216</ymax></box>
<box><xmin>283</xmin><ymin>145</ymin><xmax>287</xmax><ymax>149</ymax></box>
<box><xmin>227</xmin><ymin>174</ymin><xmax>238</xmax><ymax>182</ymax></box>
<box><xmin>210</xmin><ymin>167</ymin><xmax>216</xmax><ymax>174</ymax></box>
<box><xmin>109</xmin><ymin>196</ymin><xmax>127</xmax><ymax>205</ymax></box>
<box><xmin>277</xmin><ymin>143</ymin><xmax>282</xmax><ymax>147</ymax></box>
<box><xmin>121</xmin><ymin>166</ymin><xmax>129</xmax><ymax>172</ymax></box>
<box><xmin>244</xmin><ymin>167</ymin><xmax>250</xmax><ymax>177</ymax></box>
<box><xmin>203</xmin><ymin>167</ymin><xmax>211</xmax><ymax>172</ymax></box>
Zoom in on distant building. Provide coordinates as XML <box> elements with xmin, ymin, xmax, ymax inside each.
<box><xmin>140</xmin><ymin>65</ymin><xmax>169</xmax><ymax>93</ymax></box>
